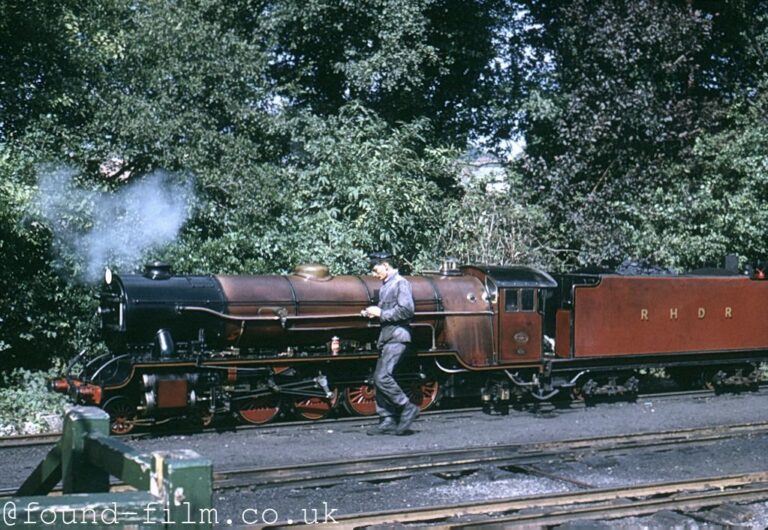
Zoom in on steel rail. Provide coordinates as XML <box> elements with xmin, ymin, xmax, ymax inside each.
<box><xmin>0</xmin><ymin>406</ymin><xmax>480</xmax><ymax>449</ymax></box>
<box><xmin>0</xmin><ymin>384</ymin><xmax>759</xmax><ymax>449</ymax></box>
<box><xmin>283</xmin><ymin>471</ymin><xmax>768</xmax><ymax>530</ymax></box>
<box><xmin>210</xmin><ymin>420</ymin><xmax>768</xmax><ymax>491</ymax></box>
<box><xmin>4</xmin><ymin>420</ymin><xmax>768</xmax><ymax>501</ymax></box>
<box><xmin>0</xmin><ymin>432</ymin><xmax>62</xmax><ymax>448</ymax></box>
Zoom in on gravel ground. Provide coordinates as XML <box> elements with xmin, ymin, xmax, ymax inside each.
<box><xmin>5</xmin><ymin>391</ymin><xmax>768</xmax><ymax>527</ymax></box>
<box><xmin>211</xmin><ymin>434</ymin><xmax>768</xmax><ymax>527</ymax></box>
<box><xmin>103</xmin><ymin>391</ymin><xmax>768</xmax><ymax>471</ymax></box>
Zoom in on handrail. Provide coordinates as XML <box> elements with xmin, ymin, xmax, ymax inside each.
<box><xmin>178</xmin><ymin>305</ymin><xmax>493</xmax><ymax>322</ymax></box>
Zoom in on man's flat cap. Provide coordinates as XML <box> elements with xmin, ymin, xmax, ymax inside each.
<box><xmin>368</xmin><ymin>251</ymin><xmax>393</xmax><ymax>266</ymax></box>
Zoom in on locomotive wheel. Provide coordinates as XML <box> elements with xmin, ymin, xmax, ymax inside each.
<box><xmin>103</xmin><ymin>397</ymin><xmax>137</xmax><ymax>435</ymax></box>
<box><xmin>293</xmin><ymin>389</ymin><xmax>339</xmax><ymax>420</ymax></box>
<box><xmin>343</xmin><ymin>379</ymin><xmax>440</xmax><ymax>416</ymax></box>
<box><xmin>237</xmin><ymin>394</ymin><xmax>282</xmax><ymax>425</ymax></box>
<box><xmin>343</xmin><ymin>384</ymin><xmax>377</xmax><ymax>416</ymax></box>
<box><xmin>408</xmin><ymin>379</ymin><xmax>440</xmax><ymax>411</ymax></box>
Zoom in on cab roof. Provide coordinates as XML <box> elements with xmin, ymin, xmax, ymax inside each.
<box><xmin>462</xmin><ymin>265</ymin><xmax>558</xmax><ymax>288</ymax></box>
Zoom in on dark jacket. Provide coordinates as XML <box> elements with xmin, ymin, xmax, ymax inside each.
<box><xmin>377</xmin><ymin>271</ymin><xmax>415</xmax><ymax>347</ymax></box>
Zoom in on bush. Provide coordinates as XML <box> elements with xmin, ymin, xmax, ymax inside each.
<box><xmin>0</xmin><ymin>367</ymin><xmax>70</xmax><ymax>435</ymax></box>
<box><xmin>436</xmin><ymin>170</ymin><xmax>549</xmax><ymax>268</ymax></box>
<box><xmin>0</xmin><ymin>145</ymin><xmax>107</xmax><ymax>370</ymax></box>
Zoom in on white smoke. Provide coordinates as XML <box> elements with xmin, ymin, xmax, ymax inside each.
<box><xmin>36</xmin><ymin>167</ymin><xmax>194</xmax><ymax>282</ymax></box>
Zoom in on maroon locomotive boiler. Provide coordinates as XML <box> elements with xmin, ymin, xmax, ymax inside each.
<box><xmin>52</xmin><ymin>259</ymin><xmax>768</xmax><ymax>434</ymax></box>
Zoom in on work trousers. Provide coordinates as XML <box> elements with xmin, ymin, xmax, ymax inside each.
<box><xmin>374</xmin><ymin>341</ymin><xmax>410</xmax><ymax>419</ymax></box>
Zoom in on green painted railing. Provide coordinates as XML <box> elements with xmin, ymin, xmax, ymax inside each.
<box><xmin>8</xmin><ymin>406</ymin><xmax>213</xmax><ymax>529</ymax></box>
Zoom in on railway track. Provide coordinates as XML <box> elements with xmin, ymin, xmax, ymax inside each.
<box><xmin>0</xmin><ymin>405</ymin><xmax>481</xmax><ymax>449</ymax></box>
<box><xmin>0</xmin><ymin>384</ymin><xmax>743</xmax><ymax>449</ymax></box>
<box><xmin>210</xmin><ymin>419</ymin><xmax>768</xmax><ymax>492</ymax></box>
<box><xmin>0</xmin><ymin>432</ymin><xmax>62</xmax><ymax>448</ymax></box>
<box><xmin>283</xmin><ymin>471</ymin><xmax>768</xmax><ymax>529</ymax></box>
<box><xmin>4</xmin><ymin>419</ymin><xmax>766</xmax><ymax>499</ymax></box>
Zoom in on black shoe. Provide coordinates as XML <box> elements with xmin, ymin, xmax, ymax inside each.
<box><xmin>395</xmin><ymin>402</ymin><xmax>419</xmax><ymax>435</ymax></box>
<box><xmin>366</xmin><ymin>417</ymin><xmax>397</xmax><ymax>436</ymax></box>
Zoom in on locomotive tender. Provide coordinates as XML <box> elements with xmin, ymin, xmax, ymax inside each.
<box><xmin>52</xmin><ymin>259</ymin><xmax>768</xmax><ymax>434</ymax></box>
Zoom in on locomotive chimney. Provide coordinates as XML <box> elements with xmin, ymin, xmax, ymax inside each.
<box><xmin>144</xmin><ymin>261</ymin><xmax>172</xmax><ymax>280</ymax></box>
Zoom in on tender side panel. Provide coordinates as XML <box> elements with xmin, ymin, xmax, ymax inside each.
<box><xmin>573</xmin><ymin>276</ymin><xmax>768</xmax><ymax>357</ymax></box>
<box><xmin>555</xmin><ymin>309</ymin><xmax>571</xmax><ymax>358</ymax></box>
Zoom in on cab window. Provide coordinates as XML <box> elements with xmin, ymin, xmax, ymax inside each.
<box><xmin>505</xmin><ymin>289</ymin><xmax>519</xmax><ymax>312</ymax></box>
<box><xmin>504</xmin><ymin>288</ymin><xmax>537</xmax><ymax>312</ymax></box>
<box><xmin>521</xmin><ymin>289</ymin><xmax>535</xmax><ymax>311</ymax></box>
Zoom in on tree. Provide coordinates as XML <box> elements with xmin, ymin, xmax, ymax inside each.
<box><xmin>260</xmin><ymin>0</ymin><xmax>520</xmax><ymax>146</ymax></box>
<box><xmin>0</xmin><ymin>0</ymin><xmax>80</xmax><ymax>142</ymax></box>
<box><xmin>0</xmin><ymin>146</ymin><xmax>102</xmax><ymax>369</ymax></box>
<box><xmin>165</xmin><ymin>104</ymin><xmax>461</xmax><ymax>275</ymax></box>
<box><xmin>512</xmin><ymin>0</ymin><xmax>768</xmax><ymax>268</ymax></box>
<box><xmin>438</xmin><ymin>169</ymin><xmax>547</xmax><ymax>266</ymax></box>
<box><xmin>632</xmin><ymin>32</ymin><xmax>768</xmax><ymax>269</ymax></box>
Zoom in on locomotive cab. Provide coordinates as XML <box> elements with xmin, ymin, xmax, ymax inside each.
<box><xmin>462</xmin><ymin>266</ymin><xmax>557</xmax><ymax>365</ymax></box>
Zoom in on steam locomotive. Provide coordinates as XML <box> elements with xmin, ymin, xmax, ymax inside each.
<box><xmin>51</xmin><ymin>259</ymin><xmax>768</xmax><ymax>434</ymax></box>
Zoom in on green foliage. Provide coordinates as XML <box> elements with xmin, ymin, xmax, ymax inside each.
<box><xmin>10</xmin><ymin>0</ymin><xmax>516</xmax><ymax>170</ymax></box>
<box><xmin>0</xmin><ymin>145</ymin><xmax>101</xmax><ymax>369</ymax></box>
<box><xmin>516</xmin><ymin>0</ymin><xmax>715</xmax><ymax>267</ymax></box>
<box><xmin>438</xmin><ymin>170</ymin><xmax>548</xmax><ymax>266</ymax></box>
<box><xmin>631</xmin><ymin>69</ymin><xmax>768</xmax><ymax>269</ymax></box>
<box><xmin>166</xmin><ymin>104</ymin><xmax>461</xmax><ymax>275</ymax></box>
<box><xmin>262</xmin><ymin>0</ymin><xmax>517</xmax><ymax>145</ymax></box>
<box><xmin>0</xmin><ymin>0</ymin><xmax>79</xmax><ymax>141</ymax></box>
<box><xmin>0</xmin><ymin>367</ymin><xmax>70</xmax><ymax>435</ymax></box>
<box><xmin>515</xmin><ymin>0</ymin><xmax>768</xmax><ymax>269</ymax></box>
<box><xmin>25</xmin><ymin>0</ymin><xmax>282</xmax><ymax>176</ymax></box>
<box><xmin>2</xmin><ymin>0</ymin><xmax>768</xmax><ymax>388</ymax></box>
<box><xmin>277</xmin><ymin>106</ymin><xmax>461</xmax><ymax>273</ymax></box>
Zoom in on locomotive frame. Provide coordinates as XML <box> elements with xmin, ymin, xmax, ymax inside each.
<box><xmin>52</xmin><ymin>259</ymin><xmax>768</xmax><ymax>434</ymax></box>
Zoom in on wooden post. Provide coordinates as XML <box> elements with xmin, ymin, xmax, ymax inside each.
<box><xmin>60</xmin><ymin>406</ymin><xmax>111</xmax><ymax>494</ymax></box>
<box><xmin>153</xmin><ymin>450</ymin><xmax>214</xmax><ymax>529</ymax></box>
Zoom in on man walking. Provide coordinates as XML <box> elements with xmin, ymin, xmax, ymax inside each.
<box><xmin>363</xmin><ymin>252</ymin><xmax>420</xmax><ymax>435</ymax></box>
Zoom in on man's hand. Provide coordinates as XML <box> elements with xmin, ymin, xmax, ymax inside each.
<box><xmin>364</xmin><ymin>306</ymin><xmax>381</xmax><ymax>318</ymax></box>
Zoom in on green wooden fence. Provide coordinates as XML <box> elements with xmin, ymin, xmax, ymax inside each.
<box><xmin>6</xmin><ymin>406</ymin><xmax>213</xmax><ymax>529</ymax></box>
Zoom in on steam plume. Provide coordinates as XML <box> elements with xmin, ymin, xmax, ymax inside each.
<box><xmin>36</xmin><ymin>167</ymin><xmax>194</xmax><ymax>282</ymax></box>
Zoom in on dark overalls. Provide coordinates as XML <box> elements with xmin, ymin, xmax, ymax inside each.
<box><xmin>373</xmin><ymin>271</ymin><xmax>415</xmax><ymax>420</ymax></box>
